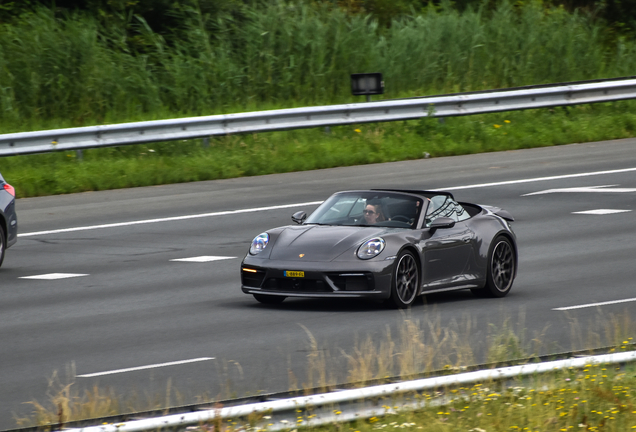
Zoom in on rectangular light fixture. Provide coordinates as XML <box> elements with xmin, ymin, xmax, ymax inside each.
<box><xmin>351</xmin><ymin>73</ymin><xmax>384</xmax><ymax>96</ymax></box>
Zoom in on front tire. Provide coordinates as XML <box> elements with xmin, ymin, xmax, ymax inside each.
<box><xmin>253</xmin><ymin>294</ymin><xmax>286</xmax><ymax>304</ymax></box>
<box><xmin>388</xmin><ymin>250</ymin><xmax>420</xmax><ymax>308</ymax></box>
<box><xmin>472</xmin><ymin>236</ymin><xmax>516</xmax><ymax>298</ymax></box>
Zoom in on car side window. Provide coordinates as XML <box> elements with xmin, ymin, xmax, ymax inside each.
<box><xmin>425</xmin><ymin>195</ymin><xmax>470</xmax><ymax>226</ymax></box>
<box><xmin>455</xmin><ymin>201</ymin><xmax>470</xmax><ymax>222</ymax></box>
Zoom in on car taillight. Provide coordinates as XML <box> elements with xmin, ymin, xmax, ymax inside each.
<box><xmin>3</xmin><ymin>183</ymin><xmax>15</xmax><ymax>197</ymax></box>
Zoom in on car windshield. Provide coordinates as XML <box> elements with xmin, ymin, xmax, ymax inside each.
<box><xmin>305</xmin><ymin>191</ymin><xmax>424</xmax><ymax>228</ymax></box>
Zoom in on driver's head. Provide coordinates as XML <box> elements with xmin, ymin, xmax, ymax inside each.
<box><xmin>364</xmin><ymin>202</ymin><xmax>384</xmax><ymax>224</ymax></box>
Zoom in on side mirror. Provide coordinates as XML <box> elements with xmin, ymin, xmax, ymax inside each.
<box><xmin>429</xmin><ymin>217</ymin><xmax>455</xmax><ymax>229</ymax></box>
<box><xmin>291</xmin><ymin>211</ymin><xmax>307</xmax><ymax>224</ymax></box>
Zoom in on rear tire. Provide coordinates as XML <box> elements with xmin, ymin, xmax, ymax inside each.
<box><xmin>253</xmin><ymin>294</ymin><xmax>286</xmax><ymax>304</ymax></box>
<box><xmin>471</xmin><ymin>236</ymin><xmax>515</xmax><ymax>298</ymax></box>
<box><xmin>387</xmin><ymin>250</ymin><xmax>420</xmax><ymax>308</ymax></box>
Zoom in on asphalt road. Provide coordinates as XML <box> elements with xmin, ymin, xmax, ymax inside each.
<box><xmin>1</xmin><ymin>138</ymin><xmax>635</xmax><ymax>429</ymax></box>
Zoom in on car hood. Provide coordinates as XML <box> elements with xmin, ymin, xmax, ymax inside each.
<box><xmin>269</xmin><ymin>225</ymin><xmax>389</xmax><ymax>262</ymax></box>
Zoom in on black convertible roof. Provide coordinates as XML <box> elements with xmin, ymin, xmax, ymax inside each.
<box><xmin>371</xmin><ymin>189</ymin><xmax>455</xmax><ymax>199</ymax></box>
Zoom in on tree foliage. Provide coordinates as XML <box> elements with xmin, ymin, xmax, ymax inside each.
<box><xmin>1</xmin><ymin>0</ymin><xmax>636</xmax><ymax>43</ymax></box>
<box><xmin>3</xmin><ymin>0</ymin><xmax>636</xmax><ymax>36</ymax></box>
<box><xmin>0</xmin><ymin>0</ymin><xmax>255</xmax><ymax>53</ymax></box>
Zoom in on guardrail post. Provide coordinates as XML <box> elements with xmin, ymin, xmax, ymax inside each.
<box><xmin>76</xmin><ymin>149</ymin><xmax>83</xmax><ymax>161</ymax></box>
<box><xmin>202</xmin><ymin>137</ymin><xmax>210</xmax><ymax>148</ymax></box>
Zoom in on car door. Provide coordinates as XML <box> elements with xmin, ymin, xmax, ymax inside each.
<box><xmin>420</xmin><ymin>222</ymin><xmax>475</xmax><ymax>287</ymax></box>
<box><xmin>419</xmin><ymin>195</ymin><xmax>476</xmax><ymax>288</ymax></box>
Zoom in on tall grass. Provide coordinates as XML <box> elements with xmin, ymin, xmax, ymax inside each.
<box><xmin>15</xmin><ymin>310</ymin><xmax>636</xmax><ymax>427</ymax></box>
<box><xmin>1</xmin><ymin>1</ymin><xmax>636</xmax><ymax>131</ymax></box>
<box><xmin>3</xmin><ymin>0</ymin><xmax>636</xmax><ymax>198</ymax></box>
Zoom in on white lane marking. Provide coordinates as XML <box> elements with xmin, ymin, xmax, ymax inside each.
<box><xmin>77</xmin><ymin>357</ymin><xmax>215</xmax><ymax>378</ymax></box>
<box><xmin>18</xmin><ymin>166</ymin><xmax>636</xmax><ymax>238</ymax></box>
<box><xmin>170</xmin><ymin>256</ymin><xmax>236</xmax><ymax>263</ymax></box>
<box><xmin>437</xmin><ymin>166</ymin><xmax>636</xmax><ymax>191</ymax></box>
<box><xmin>554</xmin><ymin>298</ymin><xmax>636</xmax><ymax>311</ymax></box>
<box><xmin>19</xmin><ymin>273</ymin><xmax>88</xmax><ymax>280</ymax></box>
<box><xmin>523</xmin><ymin>185</ymin><xmax>636</xmax><ymax>196</ymax></box>
<box><xmin>18</xmin><ymin>201</ymin><xmax>323</xmax><ymax>237</ymax></box>
<box><xmin>573</xmin><ymin>209</ymin><xmax>632</xmax><ymax>215</ymax></box>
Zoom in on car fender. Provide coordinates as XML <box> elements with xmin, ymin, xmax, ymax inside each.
<box><xmin>468</xmin><ymin>214</ymin><xmax>517</xmax><ymax>279</ymax></box>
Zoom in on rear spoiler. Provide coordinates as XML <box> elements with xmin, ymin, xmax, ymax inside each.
<box><xmin>480</xmin><ymin>205</ymin><xmax>515</xmax><ymax>222</ymax></box>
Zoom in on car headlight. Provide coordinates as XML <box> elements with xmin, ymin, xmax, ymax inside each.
<box><xmin>357</xmin><ymin>237</ymin><xmax>385</xmax><ymax>260</ymax></box>
<box><xmin>249</xmin><ymin>233</ymin><xmax>269</xmax><ymax>255</ymax></box>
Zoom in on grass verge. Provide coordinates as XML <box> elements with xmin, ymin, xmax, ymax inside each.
<box><xmin>3</xmin><ymin>102</ymin><xmax>636</xmax><ymax>198</ymax></box>
<box><xmin>14</xmin><ymin>310</ymin><xmax>636</xmax><ymax>429</ymax></box>
<box><xmin>305</xmin><ymin>363</ymin><xmax>636</xmax><ymax>432</ymax></box>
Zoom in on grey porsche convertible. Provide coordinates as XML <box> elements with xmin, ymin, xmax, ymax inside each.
<box><xmin>241</xmin><ymin>189</ymin><xmax>517</xmax><ymax>308</ymax></box>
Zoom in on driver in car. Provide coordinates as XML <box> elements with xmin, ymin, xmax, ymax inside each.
<box><xmin>363</xmin><ymin>201</ymin><xmax>386</xmax><ymax>225</ymax></box>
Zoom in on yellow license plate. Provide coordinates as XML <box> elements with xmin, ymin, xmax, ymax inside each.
<box><xmin>284</xmin><ymin>271</ymin><xmax>305</xmax><ymax>278</ymax></box>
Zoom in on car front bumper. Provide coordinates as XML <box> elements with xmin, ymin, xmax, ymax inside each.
<box><xmin>241</xmin><ymin>256</ymin><xmax>395</xmax><ymax>299</ymax></box>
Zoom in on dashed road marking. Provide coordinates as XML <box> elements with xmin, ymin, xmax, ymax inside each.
<box><xmin>572</xmin><ymin>209</ymin><xmax>632</xmax><ymax>215</ymax></box>
<box><xmin>19</xmin><ymin>273</ymin><xmax>89</xmax><ymax>280</ymax></box>
<box><xmin>523</xmin><ymin>185</ymin><xmax>636</xmax><ymax>196</ymax></box>
<box><xmin>170</xmin><ymin>256</ymin><xmax>236</xmax><ymax>263</ymax></box>
<box><xmin>77</xmin><ymin>357</ymin><xmax>215</xmax><ymax>378</ymax></box>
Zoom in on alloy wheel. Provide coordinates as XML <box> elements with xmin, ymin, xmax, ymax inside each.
<box><xmin>490</xmin><ymin>239</ymin><xmax>514</xmax><ymax>292</ymax></box>
<box><xmin>395</xmin><ymin>252</ymin><xmax>418</xmax><ymax>304</ymax></box>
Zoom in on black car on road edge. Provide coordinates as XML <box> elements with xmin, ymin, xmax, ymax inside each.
<box><xmin>0</xmin><ymin>173</ymin><xmax>17</xmax><ymax>267</ymax></box>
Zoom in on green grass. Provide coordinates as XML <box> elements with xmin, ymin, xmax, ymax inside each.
<box><xmin>318</xmin><ymin>363</ymin><xmax>636</xmax><ymax>432</ymax></box>
<box><xmin>3</xmin><ymin>101</ymin><xmax>636</xmax><ymax>198</ymax></box>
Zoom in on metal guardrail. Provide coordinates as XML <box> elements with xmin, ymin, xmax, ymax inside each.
<box><xmin>4</xmin><ymin>346</ymin><xmax>633</xmax><ymax>432</ymax></box>
<box><xmin>2</xmin><ymin>77</ymin><xmax>636</xmax><ymax>156</ymax></box>
<box><xmin>50</xmin><ymin>350</ymin><xmax>636</xmax><ymax>432</ymax></box>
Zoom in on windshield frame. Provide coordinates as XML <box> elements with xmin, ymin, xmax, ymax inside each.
<box><xmin>304</xmin><ymin>190</ymin><xmax>427</xmax><ymax>229</ymax></box>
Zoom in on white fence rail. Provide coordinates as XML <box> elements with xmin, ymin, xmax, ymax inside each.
<box><xmin>64</xmin><ymin>350</ymin><xmax>636</xmax><ymax>432</ymax></box>
<box><xmin>2</xmin><ymin>77</ymin><xmax>636</xmax><ymax>156</ymax></box>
